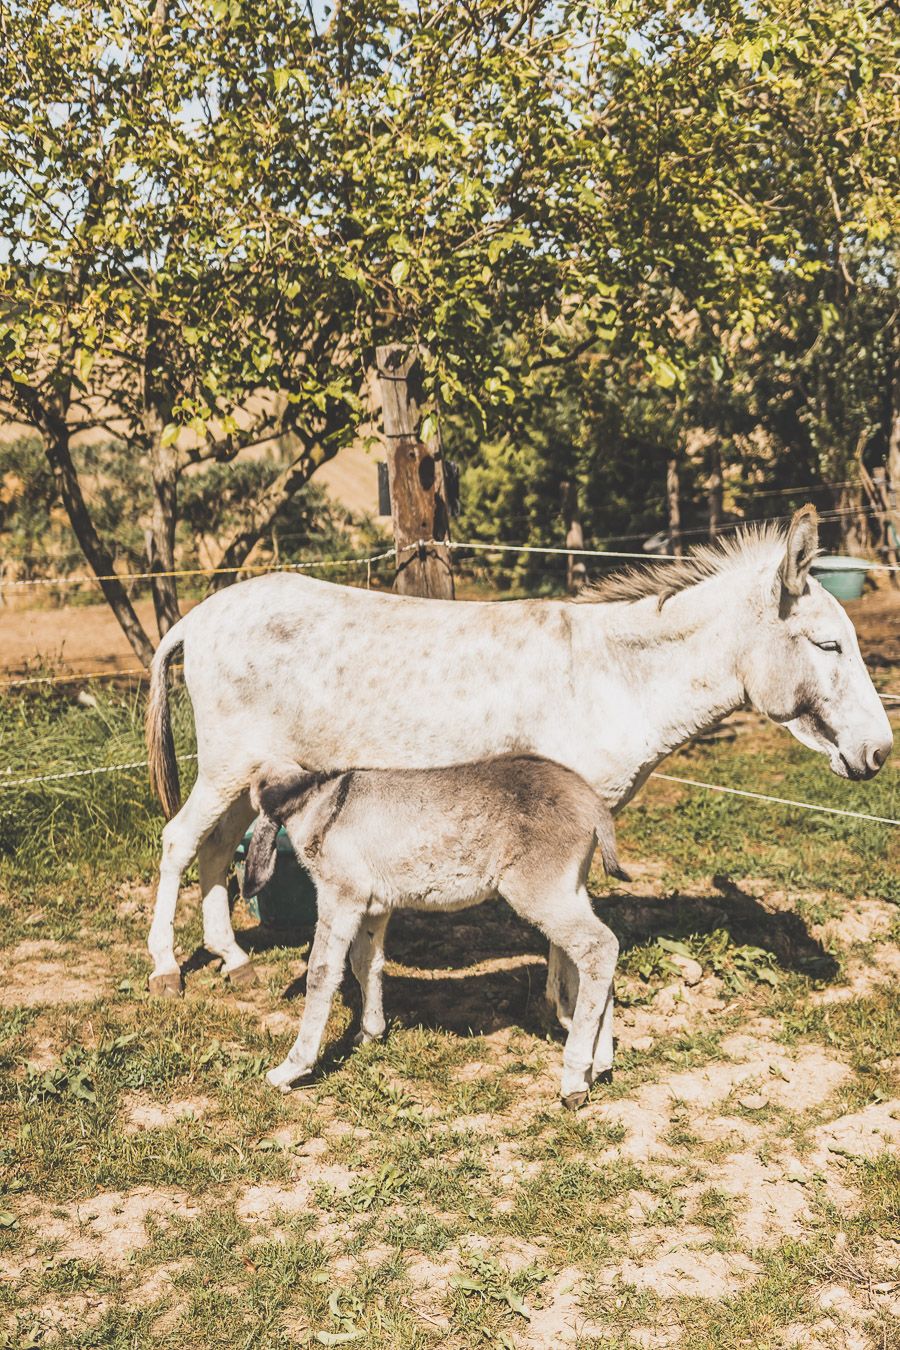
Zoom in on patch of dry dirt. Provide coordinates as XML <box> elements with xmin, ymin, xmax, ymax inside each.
<box><xmin>235</xmin><ymin>1164</ymin><xmax>355</xmax><ymax>1222</ymax></box>
<box><xmin>0</xmin><ymin>940</ymin><xmax>114</xmax><ymax>1007</ymax></box>
<box><xmin>600</xmin><ymin>1227</ymin><xmax>760</xmax><ymax>1299</ymax></box>
<box><xmin>121</xmin><ymin>1093</ymin><xmax>213</xmax><ymax>1133</ymax></box>
<box><xmin>29</xmin><ymin>1188</ymin><xmax>202</xmax><ymax>1264</ymax></box>
<box><xmin>811</xmin><ymin>1101</ymin><xmax>900</xmax><ymax>1164</ymax></box>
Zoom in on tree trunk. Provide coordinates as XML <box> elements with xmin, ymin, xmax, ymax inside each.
<box><xmin>837</xmin><ymin>482</ymin><xmax>870</xmax><ymax>555</ymax></box>
<box><xmin>144</xmin><ymin>315</ymin><xmax>181</xmax><ymax>636</ymax></box>
<box><xmin>707</xmin><ymin>440</ymin><xmax>723</xmax><ymax>540</ymax></box>
<box><xmin>207</xmin><ymin>449</ymin><xmax>316</xmax><ymax>592</ymax></box>
<box><xmin>44</xmin><ymin>420</ymin><xmax>155</xmax><ymax>666</ymax></box>
<box><xmin>376</xmin><ymin>344</ymin><xmax>454</xmax><ymax>599</ymax></box>
<box><xmin>561</xmin><ymin>480</ymin><xmax>586</xmax><ymax>594</ymax></box>
<box><xmin>666</xmin><ymin>455</ymin><xmax>683</xmax><ymax>556</ymax></box>
<box><xmin>886</xmin><ymin>330</ymin><xmax>900</xmax><ymax>580</ymax></box>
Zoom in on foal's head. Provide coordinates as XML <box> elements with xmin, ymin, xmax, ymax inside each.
<box><xmin>740</xmin><ymin>507</ymin><xmax>892</xmax><ymax>780</ymax></box>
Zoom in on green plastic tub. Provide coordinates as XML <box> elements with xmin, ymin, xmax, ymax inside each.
<box><xmin>234</xmin><ymin>821</ymin><xmax>318</xmax><ymax>930</ymax></box>
<box><xmin>810</xmin><ymin>555</ymin><xmax>870</xmax><ymax>603</ymax></box>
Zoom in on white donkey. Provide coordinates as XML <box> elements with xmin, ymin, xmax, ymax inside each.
<box><xmin>146</xmin><ymin>507</ymin><xmax>891</xmax><ymax>1068</ymax></box>
<box><xmin>242</xmin><ymin>755</ymin><xmax>626</xmax><ymax>1107</ymax></box>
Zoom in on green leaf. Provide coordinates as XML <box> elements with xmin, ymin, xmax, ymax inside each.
<box><xmin>657</xmin><ymin>938</ymin><xmax>693</xmax><ymax>958</ymax></box>
<box><xmin>273</xmin><ymin>68</ymin><xmax>290</xmax><ymax>95</ymax></box>
<box><xmin>160</xmin><ymin>424</ymin><xmax>179</xmax><ymax>449</ymax></box>
<box><xmin>390</xmin><ymin>258</ymin><xmax>409</xmax><ymax>285</ymax></box>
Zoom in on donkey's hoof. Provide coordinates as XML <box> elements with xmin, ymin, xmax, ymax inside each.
<box><xmin>353</xmin><ymin>1028</ymin><xmax>386</xmax><ymax>1048</ymax></box>
<box><xmin>592</xmin><ymin>1067</ymin><xmax>613</xmax><ymax>1087</ymax></box>
<box><xmin>148</xmin><ymin>972</ymin><xmax>182</xmax><ymax>998</ymax></box>
<box><xmin>226</xmin><ymin>960</ymin><xmax>257</xmax><ymax>989</ymax></box>
<box><xmin>266</xmin><ymin>1062</ymin><xmax>311</xmax><ymax>1093</ymax></box>
<box><xmin>561</xmin><ymin>1090</ymin><xmax>588</xmax><ymax>1112</ymax></box>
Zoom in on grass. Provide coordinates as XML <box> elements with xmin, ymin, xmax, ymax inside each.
<box><xmin>0</xmin><ymin>679</ymin><xmax>898</xmax><ymax>1346</ymax></box>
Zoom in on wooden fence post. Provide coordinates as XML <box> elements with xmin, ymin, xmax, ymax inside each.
<box><xmin>560</xmin><ymin>480</ymin><xmax>587</xmax><ymax>594</ymax></box>
<box><xmin>666</xmin><ymin>455</ymin><xmax>683</xmax><ymax>556</ymax></box>
<box><xmin>375</xmin><ymin>344</ymin><xmax>454</xmax><ymax>599</ymax></box>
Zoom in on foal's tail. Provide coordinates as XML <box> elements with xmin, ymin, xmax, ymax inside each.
<box><xmin>146</xmin><ymin>619</ymin><xmax>187</xmax><ymax>819</ymax></box>
<box><xmin>242</xmin><ymin>812</ymin><xmax>280</xmax><ymax>898</ymax></box>
<box><xmin>595</xmin><ymin>809</ymin><xmax>629</xmax><ymax>883</ymax></box>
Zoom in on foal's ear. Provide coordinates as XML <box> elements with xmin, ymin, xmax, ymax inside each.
<box><xmin>779</xmin><ymin>505</ymin><xmax>819</xmax><ymax>597</ymax></box>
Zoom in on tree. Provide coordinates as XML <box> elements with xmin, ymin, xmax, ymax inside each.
<box><xmin>0</xmin><ymin>0</ymin><xmax>603</xmax><ymax>658</ymax></box>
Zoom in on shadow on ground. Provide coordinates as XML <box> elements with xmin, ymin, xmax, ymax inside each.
<box><xmin>204</xmin><ymin>873</ymin><xmax>838</xmax><ymax>1040</ymax></box>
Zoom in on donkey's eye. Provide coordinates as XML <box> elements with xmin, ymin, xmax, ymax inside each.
<box><xmin>813</xmin><ymin>639</ymin><xmax>842</xmax><ymax>654</ymax></box>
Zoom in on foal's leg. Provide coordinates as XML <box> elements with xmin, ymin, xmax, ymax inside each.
<box><xmin>508</xmin><ymin>882</ymin><xmax>618</xmax><ymax>1109</ymax></box>
<box><xmin>349</xmin><ymin>912</ymin><xmax>390</xmax><ymax>1045</ymax></box>
<box><xmin>546</xmin><ymin>943</ymin><xmax>579</xmax><ymax>1031</ymax></box>
<box><xmin>198</xmin><ymin>792</ymin><xmax>256</xmax><ymax>983</ymax></box>
<box><xmin>148</xmin><ymin>776</ymin><xmax>239</xmax><ymax>995</ymax></box>
<box><xmin>267</xmin><ymin>890</ymin><xmax>364</xmax><ymax>1091</ymax></box>
<box><xmin>591</xmin><ymin>984</ymin><xmax>615</xmax><ymax>1082</ymax></box>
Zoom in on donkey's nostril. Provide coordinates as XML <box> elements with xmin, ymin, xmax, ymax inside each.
<box><xmin>866</xmin><ymin>741</ymin><xmax>890</xmax><ymax>773</ymax></box>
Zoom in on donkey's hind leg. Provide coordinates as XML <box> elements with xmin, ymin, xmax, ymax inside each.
<box><xmin>148</xmin><ymin>776</ymin><xmax>239</xmax><ymax>995</ymax></box>
<box><xmin>267</xmin><ymin>887</ymin><xmax>364</xmax><ymax>1091</ymax></box>
<box><xmin>198</xmin><ymin>791</ymin><xmax>256</xmax><ymax>984</ymax></box>
<box><xmin>349</xmin><ymin>912</ymin><xmax>390</xmax><ymax>1045</ymax></box>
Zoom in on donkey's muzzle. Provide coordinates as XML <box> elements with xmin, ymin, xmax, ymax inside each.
<box><xmin>840</xmin><ymin>736</ymin><xmax>892</xmax><ymax>780</ymax></box>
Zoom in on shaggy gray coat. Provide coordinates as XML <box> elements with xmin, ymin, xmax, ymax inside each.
<box><xmin>243</xmin><ymin>755</ymin><xmax>624</xmax><ymax>1106</ymax></box>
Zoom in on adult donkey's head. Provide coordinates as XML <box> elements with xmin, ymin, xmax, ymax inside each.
<box><xmin>739</xmin><ymin>506</ymin><xmax>892</xmax><ymax>780</ymax></box>
<box><xmin>594</xmin><ymin>505</ymin><xmax>892</xmax><ymax>781</ymax></box>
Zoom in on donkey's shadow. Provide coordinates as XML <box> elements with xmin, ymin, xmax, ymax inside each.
<box><xmin>232</xmin><ymin>874</ymin><xmax>837</xmax><ymax>1040</ymax></box>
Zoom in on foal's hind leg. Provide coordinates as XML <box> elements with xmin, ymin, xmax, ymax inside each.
<box><xmin>546</xmin><ymin>943</ymin><xmax>579</xmax><ymax>1031</ymax></box>
<box><xmin>198</xmin><ymin>792</ymin><xmax>256</xmax><ymax>984</ymax></box>
<box><xmin>591</xmin><ymin>985</ymin><xmax>615</xmax><ymax>1082</ymax></box>
<box><xmin>148</xmin><ymin>777</ymin><xmax>239</xmax><ymax>995</ymax></box>
<box><xmin>507</xmin><ymin>881</ymin><xmax>618</xmax><ymax>1108</ymax></box>
<box><xmin>349</xmin><ymin>912</ymin><xmax>389</xmax><ymax>1045</ymax></box>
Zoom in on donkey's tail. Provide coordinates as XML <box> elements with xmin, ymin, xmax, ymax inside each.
<box><xmin>242</xmin><ymin>813</ymin><xmax>280</xmax><ymax>898</ymax></box>
<box><xmin>146</xmin><ymin>619</ymin><xmax>187</xmax><ymax>819</ymax></box>
<box><xmin>595</xmin><ymin>810</ymin><xmax>629</xmax><ymax>882</ymax></box>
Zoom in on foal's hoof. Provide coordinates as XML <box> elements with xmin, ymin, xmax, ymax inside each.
<box><xmin>148</xmin><ymin>972</ymin><xmax>182</xmax><ymax>998</ymax></box>
<box><xmin>226</xmin><ymin>960</ymin><xmax>257</xmax><ymax>989</ymax></box>
<box><xmin>561</xmin><ymin>1090</ymin><xmax>589</xmax><ymax>1112</ymax></box>
<box><xmin>592</xmin><ymin>1068</ymin><xmax>613</xmax><ymax>1087</ymax></box>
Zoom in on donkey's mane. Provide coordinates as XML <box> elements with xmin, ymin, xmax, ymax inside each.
<box><xmin>577</xmin><ymin>521</ymin><xmax>787</xmax><ymax>606</ymax></box>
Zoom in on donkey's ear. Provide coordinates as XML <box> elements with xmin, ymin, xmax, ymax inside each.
<box><xmin>779</xmin><ymin>506</ymin><xmax>819</xmax><ymax>597</ymax></box>
<box><xmin>253</xmin><ymin>760</ymin><xmax>305</xmax><ymax>821</ymax></box>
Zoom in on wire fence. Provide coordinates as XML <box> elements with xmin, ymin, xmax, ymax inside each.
<box><xmin>0</xmin><ymin>754</ymin><xmax>895</xmax><ymax>828</ymax></box>
<box><xmin>3</xmin><ymin>530</ymin><xmax>899</xmax><ymax>595</ymax></box>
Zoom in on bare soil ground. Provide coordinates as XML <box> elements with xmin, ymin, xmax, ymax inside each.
<box><xmin>1</xmin><ymin>828</ymin><xmax>898</xmax><ymax>1347</ymax></box>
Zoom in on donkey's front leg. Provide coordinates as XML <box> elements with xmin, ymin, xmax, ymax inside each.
<box><xmin>267</xmin><ymin>897</ymin><xmax>363</xmax><ymax>1091</ymax></box>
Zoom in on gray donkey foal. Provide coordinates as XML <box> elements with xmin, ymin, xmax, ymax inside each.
<box><xmin>243</xmin><ymin>754</ymin><xmax>625</xmax><ymax>1109</ymax></box>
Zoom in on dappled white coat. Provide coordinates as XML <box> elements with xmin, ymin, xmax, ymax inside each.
<box><xmin>145</xmin><ymin>509</ymin><xmax>891</xmax><ymax>1019</ymax></box>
